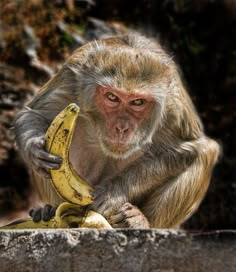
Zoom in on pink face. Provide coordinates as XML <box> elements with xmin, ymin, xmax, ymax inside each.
<box><xmin>96</xmin><ymin>86</ymin><xmax>155</xmax><ymax>150</ymax></box>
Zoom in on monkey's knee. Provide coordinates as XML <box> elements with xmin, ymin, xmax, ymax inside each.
<box><xmin>29</xmin><ymin>204</ymin><xmax>57</xmax><ymax>222</ymax></box>
<box><xmin>198</xmin><ymin>137</ymin><xmax>220</xmax><ymax>169</ymax></box>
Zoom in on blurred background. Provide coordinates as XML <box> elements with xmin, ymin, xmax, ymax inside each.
<box><xmin>0</xmin><ymin>0</ymin><xmax>235</xmax><ymax>230</ymax></box>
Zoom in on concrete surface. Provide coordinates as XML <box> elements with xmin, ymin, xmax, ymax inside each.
<box><xmin>0</xmin><ymin>229</ymin><xmax>235</xmax><ymax>272</ymax></box>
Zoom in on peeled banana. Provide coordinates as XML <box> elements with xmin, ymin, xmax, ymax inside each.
<box><xmin>0</xmin><ymin>103</ymin><xmax>112</xmax><ymax>229</ymax></box>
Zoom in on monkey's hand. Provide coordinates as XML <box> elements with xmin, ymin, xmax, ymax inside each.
<box><xmin>110</xmin><ymin>203</ymin><xmax>150</xmax><ymax>229</ymax></box>
<box><xmin>90</xmin><ymin>184</ymin><xmax>126</xmax><ymax>220</ymax></box>
<box><xmin>25</xmin><ymin>136</ymin><xmax>62</xmax><ymax>178</ymax></box>
<box><xmin>29</xmin><ymin>204</ymin><xmax>57</xmax><ymax>222</ymax></box>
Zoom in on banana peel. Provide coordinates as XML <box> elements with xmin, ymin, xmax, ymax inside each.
<box><xmin>1</xmin><ymin>104</ymin><xmax>112</xmax><ymax>230</ymax></box>
<box><xmin>45</xmin><ymin>103</ymin><xmax>93</xmax><ymax>206</ymax></box>
<box><xmin>0</xmin><ymin>202</ymin><xmax>112</xmax><ymax>229</ymax></box>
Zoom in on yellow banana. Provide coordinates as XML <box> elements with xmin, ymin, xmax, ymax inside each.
<box><xmin>0</xmin><ymin>103</ymin><xmax>112</xmax><ymax>229</ymax></box>
<box><xmin>45</xmin><ymin>103</ymin><xmax>93</xmax><ymax>206</ymax></box>
<box><xmin>0</xmin><ymin>202</ymin><xmax>112</xmax><ymax>229</ymax></box>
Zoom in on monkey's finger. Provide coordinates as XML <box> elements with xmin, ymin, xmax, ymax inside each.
<box><xmin>102</xmin><ymin>209</ymin><xmax>114</xmax><ymax>220</ymax></box>
<box><xmin>119</xmin><ymin>202</ymin><xmax>133</xmax><ymax>211</ymax></box>
<box><xmin>49</xmin><ymin>206</ymin><xmax>57</xmax><ymax>218</ymax></box>
<box><xmin>35</xmin><ymin>159</ymin><xmax>61</xmax><ymax>170</ymax></box>
<box><xmin>112</xmin><ymin>222</ymin><xmax>128</xmax><ymax>228</ymax></box>
<box><xmin>37</xmin><ymin>149</ymin><xmax>63</xmax><ymax>164</ymax></box>
<box><xmin>110</xmin><ymin>204</ymin><xmax>139</xmax><ymax>224</ymax></box>
<box><xmin>122</xmin><ymin>209</ymin><xmax>141</xmax><ymax>219</ymax></box>
<box><xmin>30</xmin><ymin>208</ymin><xmax>43</xmax><ymax>222</ymax></box>
<box><xmin>110</xmin><ymin>212</ymin><xmax>125</xmax><ymax>224</ymax></box>
<box><xmin>42</xmin><ymin>204</ymin><xmax>55</xmax><ymax>221</ymax></box>
<box><xmin>111</xmin><ymin>223</ymin><xmax>122</xmax><ymax>228</ymax></box>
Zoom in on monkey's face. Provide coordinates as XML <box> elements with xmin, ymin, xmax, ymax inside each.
<box><xmin>95</xmin><ymin>86</ymin><xmax>155</xmax><ymax>159</ymax></box>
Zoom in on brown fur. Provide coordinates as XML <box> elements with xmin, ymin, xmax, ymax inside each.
<box><xmin>14</xmin><ymin>34</ymin><xmax>220</xmax><ymax>228</ymax></box>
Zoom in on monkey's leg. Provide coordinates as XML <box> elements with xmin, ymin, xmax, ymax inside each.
<box><xmin>110</xmin><ymin>203</ymin><xmax>150</xmax><ymax>229</ymax></box>
<box><xmin>142</xmin><ymin>139</ymin><xmax>219</xmax><ymax>228</ymax></box>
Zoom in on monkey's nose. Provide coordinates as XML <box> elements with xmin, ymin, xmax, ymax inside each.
<box><xmin>115</xmin><ymin>126</ymin><xmax>129</xmax><ymax>135</ymax></box>
<box><xmin>115</xmin><ymin>125</ymin><xmax>130</xmax><ymax>141</ymax></box>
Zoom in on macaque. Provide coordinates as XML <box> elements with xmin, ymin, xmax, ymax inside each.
<box><xmin>14</xmin><ymin>34</ymin><xmax>219</xmax><ymax>228</ymax></box>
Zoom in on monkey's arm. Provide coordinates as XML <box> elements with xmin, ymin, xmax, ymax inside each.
<box><xmin>92</xmin><ymin>137</ymin><xmax>219</xmax><ymax>228</ymax></box>
<box><xmin>14</xmin><ymin>87</ymin><xmax>76</xmax><ymax>177</ymax></box>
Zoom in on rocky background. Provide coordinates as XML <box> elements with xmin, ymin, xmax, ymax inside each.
<box><xmin>0</xmin><ymin>0</ymin><xmax>235</xmax><ymax>230</ymax></box>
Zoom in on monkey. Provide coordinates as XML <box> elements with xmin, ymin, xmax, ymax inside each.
<box><xmin>14</xmin><ymin>34</ymin><xmax>220</xmax><ymax>228</ymax></box>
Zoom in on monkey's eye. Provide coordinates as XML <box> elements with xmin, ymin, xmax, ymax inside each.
<box><xmin>106</xmin><ymin>92</ymin><xmax>119</xmax><ymax>102</ymax></box>
<box><xmin>130</xmin><ymin>99</ymin><xmax>145</xmax><ymax>106</ymax></box>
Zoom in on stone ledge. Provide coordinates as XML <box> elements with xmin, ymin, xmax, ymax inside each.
<box><xmin>0</xmin><ymin>229</ymin><xmax>235</xmax><ymax>272</ymax></box>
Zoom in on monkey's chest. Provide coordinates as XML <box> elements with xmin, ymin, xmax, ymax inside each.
<box><xmin>69</xmin><ymin>145</ymin><xmax>107</xmax><ymax>185</ymax></box>
<box><xmin>67</xmin><ymin>120</ymin><xmax>114</xmax><ymax>185</ymax></box>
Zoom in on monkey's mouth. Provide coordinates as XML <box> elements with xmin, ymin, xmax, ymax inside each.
<box><xmin>104</xmin><ymin>139</ymin><xmax>130</xmax><ymax>151</ymax></box>
<box><xmin>100</xmin><ymin>139</ymin><xmax>138</xmax><ymax>159</ymax></box>
<box><xmin>112</xmin><ymin>142</ymin><xmax>127</xmax><ymax>151</ymax></box>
